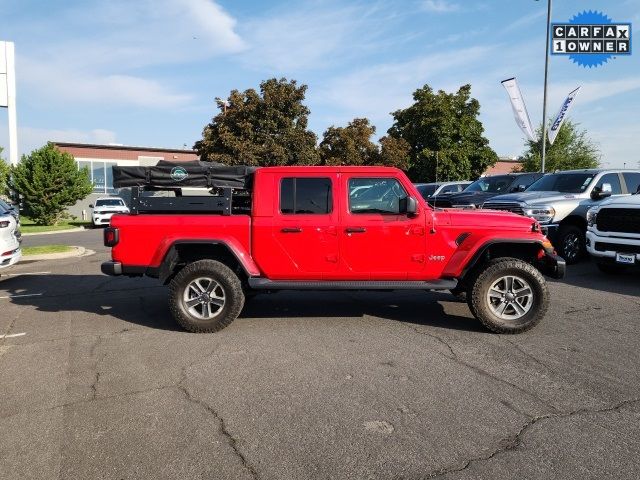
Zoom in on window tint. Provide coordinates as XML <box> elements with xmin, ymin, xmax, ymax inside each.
<box><xmin>527</xmin><ymin>173</ymin><xmax>595</xmax><ymax>193</ymax></box>
<box><xmin>280</xmin><ymin>177</ymin><xmax>332</xmax><ymax>214</ymax></box>
<box><xmin>466</xmin><ymin>175</ymin><xmax>513</xmax><ymax>193</ymax></box>
<box><xmin>595</xmin><ymin>173</ymin><xmax>622</xmax><ymax>195</ymax></box>
<box><xmin>440</xmin><ymin>185</ymin><xmax>456</xmax><ymax>194</ymax></box>
<box><xmin>623</xmin><ymin>172</ymin><xmax>640</xmax><ymax>194</ymax></box>
<box><xmin>96</xmin><ymin>199</ymin><xmax>125</xmax><ymax>207</ymax></box>
<box><xmin>349</xmin><ymin>178</ymin><xmax>408</xmax><ymax>215</ymax></box>
<box><xmin>416</xmin><ymin>184</ymin><xmax>437</xmax><ymax>198</ymax></box>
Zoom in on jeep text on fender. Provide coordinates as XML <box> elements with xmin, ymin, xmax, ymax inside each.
<box><xmin>101</xmin><ymin>162</ymin><xmax>565</xmax><ymax>334</ymax></box>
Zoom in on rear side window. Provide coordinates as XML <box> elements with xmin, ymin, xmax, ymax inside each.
<box><xmin>595</xmin><ymin>173</ymin><xmax>622</xmax><ymax>195</ymax></box>
<box><xmin>280</xmin><ymin>177</ymin><xmax>332</xmax><ymax>214</ymax></box>
<box><xmin>623</xmin><ymin>172</ymin><xmax>640</xmax><ymax>194</ymax></box>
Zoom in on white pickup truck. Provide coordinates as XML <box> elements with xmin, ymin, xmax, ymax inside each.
<box><xmin>586</xmin><ymin>193</ymin><xmax>640</xmax><ymax>273</ymax></box>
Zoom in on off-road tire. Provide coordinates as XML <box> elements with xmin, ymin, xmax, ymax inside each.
<box><xmin>557</xmin><ymin>225</ymin><xmax>585</xmax><ymax>265</ymax></box>
<box><xmin>467</xmin><ymin>257</ymin><xmax>549</xmax><ymax>334</ymax></box>
<box><xmin>596</xmin><ymin>262</ymin><xmax>626</xmax><ymax>275</ymax></box>
<box><xmin>169</xmin><ymin>259</ymin><xmax>244</xmax><ymax>333</ymax></box>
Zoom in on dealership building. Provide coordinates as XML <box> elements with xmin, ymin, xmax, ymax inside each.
<box><xmin>54</xmin><ymin>142</ymin><xmax>199</xmax><ymax>218</ymax></box>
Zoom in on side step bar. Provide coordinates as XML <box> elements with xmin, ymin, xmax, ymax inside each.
<box><xmin>247</xmin><ymin>278</ymin><xmax>457</xmax><ymax>291</ymax></box>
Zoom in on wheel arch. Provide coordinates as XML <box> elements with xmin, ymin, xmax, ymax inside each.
<box><xmin>152</xmin><ymin>240</ymin><xmax>259</xmax><ymax>285</ymax></box>
<box><xmin>559</xmin><ymin>214</ymin><xmax>587</xmax><ymax>231</ymax></box>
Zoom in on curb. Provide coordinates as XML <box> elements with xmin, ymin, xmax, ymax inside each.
<box><xmin>22</xmin><ymin>246</ymin><xmax>87</xmax><ymax>261</ymax></box>
<box><xmin>21</xmin><ymin>227</ymin><xmax>88</xmax><ymax>237</ymax></box>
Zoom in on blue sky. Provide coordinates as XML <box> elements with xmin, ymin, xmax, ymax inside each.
<box><xmin>0</xmin><ymin>0</ymin><xmax>638</xmax><ymax>167</ymax></box>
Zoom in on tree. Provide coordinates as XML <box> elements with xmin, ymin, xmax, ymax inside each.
<box><xmin>378</xmin><ymin>136</ymin><xmax>410</xmax><ymax>170</ymax></box>
<box><xmin>387</xmin><ymin>84</ymin><xmax>497</xmax><ymax>182</ymax></box>
<box><xmin>194</xmin><ymin>78</ymin><xmax>319</xmax><ymax>166</ymax></box>
<box><xmin>319</xmin><ymin>118</ymin><xmax>379</xmax><ymax>166</ymax></box>
<box><xmin>0</xmin><ymin>147</ymin><xmax>9</xmax><ymax>197</ymax></box>
<box><xmin>520</xmin><ymin>120</ymin><xmax>599</xmax><ymax>172</ymax></box>
<box><xmin>10</xmin><ymin>143</ymin><xmax>93</xmax><ymax>225</ymax></box>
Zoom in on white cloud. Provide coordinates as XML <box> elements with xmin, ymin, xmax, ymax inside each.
<box><xmin>13</xmin><ymin>0</ymin><xmax>242</xmax><ymax>109</ymax></box>
<box><xmin>239</xmin><ymin>3</ymin><xmax>407</xmax><ymax>72</ymax></box>
<box><xmin>18</xmin><ymin>59</ymin><xmax>192</xmax><ymax>108</ymax></box>
<box><xmin>421</xmin><ymin>0</ymin><xmax>460</xmax><ymax>13</ymax></box>
<box><xmin>0</xmin><ymin>124</ymin><xmax>118</xmax><ymax>158</ymax></box>
<box><xmin>312</xmin><ymin>46</ymin><xmax>494</xmax><ymax>128</ymax></box>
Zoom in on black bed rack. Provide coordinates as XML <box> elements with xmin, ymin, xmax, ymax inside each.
<box><xmin>128</xmin><ymin>186</ymin><xmax>251</xmax><ymax>216</ymax></box>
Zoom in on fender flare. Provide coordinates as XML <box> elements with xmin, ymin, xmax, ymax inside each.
<box><xmin>455</xmin><ymin>239</ymin><xmax>549</xmax><ymax>279</ymax></box>
<box><xmin>150</xmin><ymin>239</ymin><xmax>261</xmax><ymax>283</ymax></box>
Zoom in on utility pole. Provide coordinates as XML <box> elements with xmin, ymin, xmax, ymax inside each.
<box><xmin>540</xmin><ymin>0</ymin><xmax>552</xmax><ymax>173</ymax></box>
<box><xmin>1</xmin><ymin>41</ymin><xmax>18</xmax><ymax>166</ymax></box>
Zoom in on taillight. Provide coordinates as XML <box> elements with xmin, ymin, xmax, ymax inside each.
<box><xmin>104</xmin><ymin>227</ymin><xmax>119</xmax><ymax>247</ymax></box>
<box><xmin>0</xmin><ymin>221</ymin><xmax>9</xmax><ymax>228</ymax></box>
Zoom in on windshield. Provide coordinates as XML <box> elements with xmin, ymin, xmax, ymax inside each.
<box><xmin>96</xmin><ymin>199</ymin><xmax>125</xmax><ymax>207</ymax></box>
<box><xmin>416</xmin><ymin>184</ymin><xmax>437</xmax><ymax>197</ymax></box>
<box><xmin>527</xmin><ymin>173</ymin><xmax>595</xmax><ymax>193</ymax></box>
<box><xmin>465</xmin><ymin>176</ymin><xmax>514</xmax><ymax>193</ymax></box>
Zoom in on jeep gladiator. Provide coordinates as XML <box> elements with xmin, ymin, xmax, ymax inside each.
<box><xmin>101</xmin><ymin>165</ymin><xmax>565</xmax><ymax>334</ymax></box>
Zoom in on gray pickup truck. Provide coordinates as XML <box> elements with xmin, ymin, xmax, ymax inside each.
<box><xmin>481</xmin><ymin>169</ymin><xmax>640</xmax><ymax>264</ymax></box>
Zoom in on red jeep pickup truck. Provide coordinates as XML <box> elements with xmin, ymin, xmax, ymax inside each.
<box><xmin>101</xmin><ymin>163</ymin><xmax>565</xmax><ymax>334</ymax></box>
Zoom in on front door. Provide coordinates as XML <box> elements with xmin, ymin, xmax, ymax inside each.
<box><xmin>339</xmin><ymin>176</ymin><xmax>427</xmax><ymax>280</ymax></box>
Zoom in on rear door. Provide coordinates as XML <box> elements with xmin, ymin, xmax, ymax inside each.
<box><xmin>267</xmin><ymin>174</ymin><xmax>340</xmax><ymax>279</ymax></box>
<box><xmin>339</xmin><ymin>175</ymin><xmax>427</xmax><ymax>280</ymax></box>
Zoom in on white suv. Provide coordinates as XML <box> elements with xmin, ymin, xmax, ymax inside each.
<box><xmin>586</xmin><ymin>193</ymin><xmax>640</xmax><ymax>273</ymax></box>
<box><xmin>90</xmin><ymin>197</ymin><xmax>129</xmax><ymax>227</ymax></box>
<box><xmin>0</xmin><ymin>213</ymin><xmax>21</xmax><ymax>271</ymax></box>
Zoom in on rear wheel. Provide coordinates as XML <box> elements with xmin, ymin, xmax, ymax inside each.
<box><xmin>169</xmin><ymin>259</ymin><xmax>244</xmax><ymax>333</ymax></box>
<box><xmin>468</xmin><ymin>258</ymin><xmax>549</xmax><ymax>334</ymax></box>
<box><xmin>557</xmin><ymin>225</ymin><xmax>584</xmax><ymax>264</ymax></box>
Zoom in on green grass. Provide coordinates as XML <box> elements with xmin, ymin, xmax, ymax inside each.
<box><xmin>22</xmin><ymin>245</ymin><xmax>75</xmax><ymax>256</ymax></box>
<box><xmin>19</xmin><ymin>216</ymin><xmax>91</xmax><ymax>234</ymax></box>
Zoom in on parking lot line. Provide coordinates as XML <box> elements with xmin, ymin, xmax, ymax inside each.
<box><xmin>0</xmin><ymin>332</ymin><xmax>26</xmax><ymax>339</ymax></box>
<box><xmin>2</xmin><ymin>271</ymin><xmax>51</xmax><ymax>276</ymax></box>
<box><xmin>0</xmin><ymin>293</ymin><xmax>44</xmax><ymax>299</ymax></box>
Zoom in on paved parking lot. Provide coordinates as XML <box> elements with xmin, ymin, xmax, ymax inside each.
<box><xmin>1</xmin><ymin>229</ymin><xmax>639</xmax><ymax>479</ymax></box>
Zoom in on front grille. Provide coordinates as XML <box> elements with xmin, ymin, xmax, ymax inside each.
<box><xmin>482</xmin><ymin>202</ymin><xmax>524</xmax><ymax>216</ymax></box>
<box><xmin>597</xmin><ymin>208</ymin><xmax>640</xmax><ymax>234</ymax></box>
<box><xmin>595</xmin><ymin>242</ymin><xmax>640</xmax><ymax>254</ymax></box>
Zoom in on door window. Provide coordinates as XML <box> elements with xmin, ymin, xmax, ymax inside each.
<box><xmin>348</xmin><ymin>178</ymin><xmax>408</xmax><ymax>215</ymax></box>
<box><xmin>280</xmin><ymin>178</ymin><xmax>332</xmax><ymax>214</ymax></box>
<box><xmin>622</xmin><ymin>172</ymin><xmax>640</xmax><ymax>194</ymax></box>
<box><xmin>594</xmin><ymin>173</ymin><xmax>622</xmax><ymax>195</ymax></box>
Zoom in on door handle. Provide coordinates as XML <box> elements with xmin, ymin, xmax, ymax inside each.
<box><xmin>281</xmin><ymin>227</ymin><xmax>302</xmax><ymax>233</ymax></box>
<box><xmin>345</xmin><ymin>227</ymin><xmax>366</xmax><ymax>233</ymax></box>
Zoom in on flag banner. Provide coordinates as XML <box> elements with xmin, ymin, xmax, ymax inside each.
<box><xmin>548</xmin><ymin>86</ymin><xmax>581</xmax><ymax>145</ymax></box>
<box><xmin>501</xmin><ymin>78</ymin><xmax>535</xmax><ymax>142</ymax></box>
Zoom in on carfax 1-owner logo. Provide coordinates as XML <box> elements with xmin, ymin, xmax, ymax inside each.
<box><xmin>551</xmin><ymin>10</ymin><xmax>632</xmax><ymax>67</ymax></box>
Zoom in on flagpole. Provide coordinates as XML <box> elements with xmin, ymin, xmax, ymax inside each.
<box><xmin>541</xmin><ymin>0</ymin><xmax>552</xmax><ymax>173</ymax></box>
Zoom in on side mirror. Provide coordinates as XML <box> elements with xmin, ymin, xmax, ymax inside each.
<box><xmin>590</xmin><ymin>186</ymin><xmax>612</xmax><ymax>200</ymax></box>
<box><xmin>405</xmin><ymin>196</ymin><xmax>418</xmax><ymax>215</ymax></box>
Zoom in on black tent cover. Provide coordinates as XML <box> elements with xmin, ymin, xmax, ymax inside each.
<box><xmin>112</xmin><ymin>160</ymin><xmax>258</xmax><ymax>190</ymax></box>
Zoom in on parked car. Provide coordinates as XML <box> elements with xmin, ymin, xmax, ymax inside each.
<box><xmin>102</xmin><ymin>163</ymin><xmax>565</xmax><ymax>334</ymax></box>
<box><xmin>0</xmin><ymin>213</ymin><xmax>21</xmax><ymax>271</ymax></box>
<box><xmin>431</xmin><ymin>173</ymin><xmax>544</xmax><ymax>209</ymax></box>
<box><xmin>0</xmin><ymin>198</ymin><xmax>19</xmax><ymax>224</ymax></box>
<box><xmin>90</xmin><ymin>197</ymin><xmax>129</xmax><ymax>227</ymax></box>
<box><xmin>482</xmin><ymin>169</ymin><xmax>640</xmax><ymax>264</ymax></box>
<box><xmin>586</xmin><ymin>188</ymin><xmax>640</xmax><ymax>273</ymax></box>
<box><xmin>415</xmin><ymin>181</ymin><xmax>471</xmax><ymax>202</ymax></box>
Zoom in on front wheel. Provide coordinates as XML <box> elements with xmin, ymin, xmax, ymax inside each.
<box><xmin>468</xmin><ymin>258</ymin><xmax>549</xmax><ymax>334</ymax></box>
<box><xmin>557</xmin><ymin>225</ymin><xmax>585</xmax><ymax>265</ymax></box>
<box><xmin>169</xmin><ymin>259</ymin><xmax>245</xmax><ymax>333</ymax></box>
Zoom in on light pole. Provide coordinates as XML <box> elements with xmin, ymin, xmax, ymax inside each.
<box><xmin>540</xmin><ymin>0</ymin><xmax>553</xmax><ymax>173</ymax></box>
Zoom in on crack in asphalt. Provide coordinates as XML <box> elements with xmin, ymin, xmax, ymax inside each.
<box><xmin>423</xmin><ymin>397</ymin><xmax>640</xmax><ymax>479</ymax></box>
<box><xmin>177</xmin><ymin>357</ymin><xmax>259</xmax><ymax>480</ymax></box>
<box><xmin>503</xmin><ymin>338</ymin><xmax>555</xmax><ymax>373</ymax></box>
<box><xmin>401</xmin><ymin>323</ymin><xmax>559</xmax><ymax>414</ymax></box>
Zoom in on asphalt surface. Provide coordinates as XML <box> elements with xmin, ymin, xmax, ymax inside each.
<box><xmin>2</xmin><ymin>229</ymin><xmax>640</xmax><ymax>479</ymax></box>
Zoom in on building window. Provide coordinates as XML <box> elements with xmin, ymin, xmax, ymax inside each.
<box><xmin>77</xmin><ymin>160</ymin><xmax>118</xmax><ymax>194</ymax></box>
